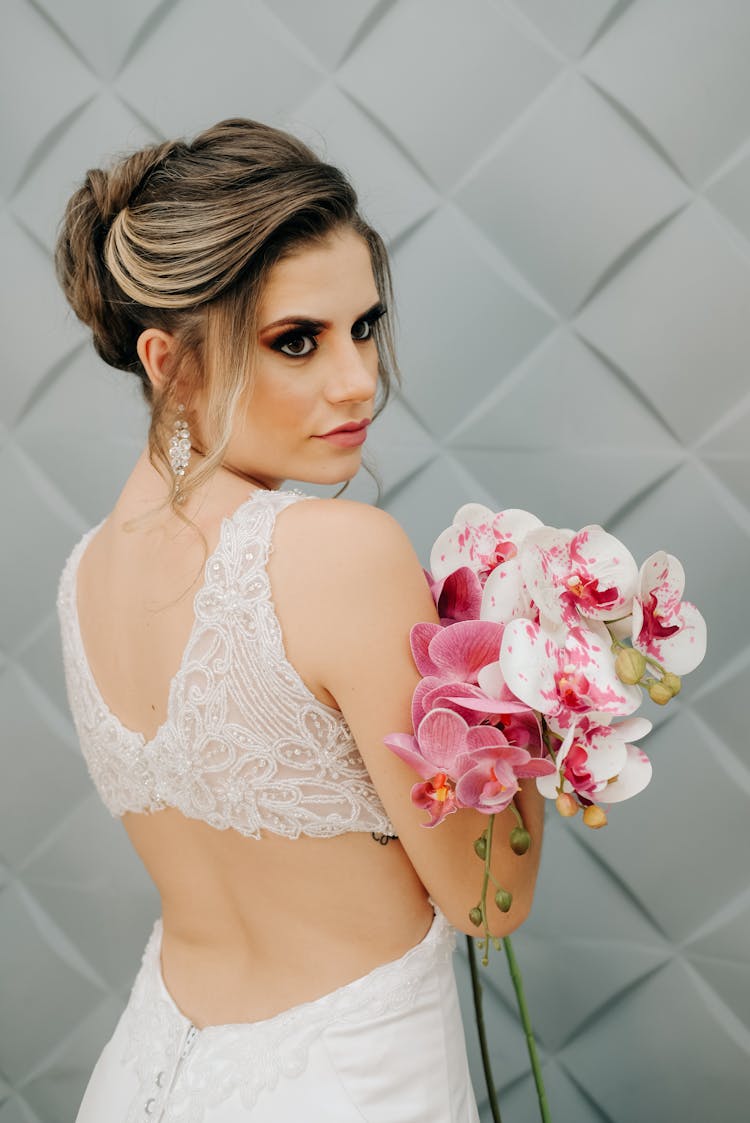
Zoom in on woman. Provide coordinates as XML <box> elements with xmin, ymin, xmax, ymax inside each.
<box><xmin>54</xmin><ymin>117</ymin><xmax>545</xmax><ymax>1122</ymax></box>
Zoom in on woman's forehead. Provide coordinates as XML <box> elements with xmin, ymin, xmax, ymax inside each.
<box><xmin>260</xmin><ymin>230</ymin><xmax>375</xmax><ymax>310</ymax></box>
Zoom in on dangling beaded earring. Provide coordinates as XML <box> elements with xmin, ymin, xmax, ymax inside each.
<box><xmin>169</xmin><ymin>403</ymin><xmax>191</xmax><ymax>503</ymax></box>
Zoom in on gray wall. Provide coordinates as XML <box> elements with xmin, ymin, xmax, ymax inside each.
<box><xmin>2</xmin><ymin>1</ymin><xmax>749</xmax><ymax>1120</ymax></box>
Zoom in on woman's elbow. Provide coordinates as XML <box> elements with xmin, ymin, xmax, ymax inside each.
<box><xmin>446</xmin><ymin>893</ymin><xmax>535</xmax><ymax>939</ymax></box>
<box><xmin>432</xmin><ymin>861</ymin><xmax>540</xmax><ymax>937</ymax></box>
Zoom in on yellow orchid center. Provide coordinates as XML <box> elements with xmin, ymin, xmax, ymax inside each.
<box><xmin>431</xmin><ymin>771</ymin><xmax>451</xmax><ymax>802</ymax></box>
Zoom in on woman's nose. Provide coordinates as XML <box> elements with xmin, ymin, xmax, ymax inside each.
<box><xmin>326</xmin><ymin>336</ymin><xmax>378</xmax><ymax>401</ymax></box>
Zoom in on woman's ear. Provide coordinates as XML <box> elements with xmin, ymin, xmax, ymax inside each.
<box><xmin>137</xmin><ymin>328</ymin><xmax>177</xmax><ymax>396</ymax></box>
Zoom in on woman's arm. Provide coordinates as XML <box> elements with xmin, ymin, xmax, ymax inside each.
<box><xmin>274</xmin><ymin>497</ymin><xmax>546</xmax><ymax>937</ymax></box>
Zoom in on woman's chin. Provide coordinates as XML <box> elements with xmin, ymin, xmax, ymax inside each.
<box><xmin>294</xmin><ymin>462</ymin><xmax>362</xmax><ymax>488</ymax></box>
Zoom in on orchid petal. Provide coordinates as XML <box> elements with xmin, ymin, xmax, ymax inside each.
<box><xmin>563</xmin><ymin>623</ymin><xmax>643</xmax><ymax>716</ymax></box>
<box><xmin>476</xmin><ymin>659</ymin><xmax>507</xmax><ymax>698</ymax></box>
<box><xmin>567</xmin><ymin>525</ymin><xmax>639</xmax><ymax>618</ymax></box>
<box><xmin>462</xmin><ymin>738</ymin><xmax>526</xmax><ymax>761</ymax></box>
<box><xmin>608</xmin><ymin>716</ymin><xmax>653</xmax><ymax>742</ymax></box>
<box><xmin>410</xmin><ymin>622</ymin><xmax>443</xmax><ymax>677</ymax></box>
<box><xmin>429</xmin><ymin>504</ymin><xmax>497</xmax><ymax>580</ymax></box>
<box><xmin>479</xmin><ymin>559</ymin><xmax>527</xmax><ymax>624</ymax></box>
<box><xmin>500</xmin><ymin>617</ymin><xmax>560</xmax><ymax>714</ymax></box>
<box><xmin>639</xmin><ymin>551</ymin><xmax>685</xmax><ymax>605</ymax></box>
<box><xmin>411</xmin><ymin>781</ymin><xmax>460</xmax><ymax>826</ymax></box>
<box><xmin>536</xmin><ymin>771</ymin><xmax>562</xmax><ymax>799</ymax></box>
<box><xmin>428</xmin><ymin>619</ymin><xmax>505</xmax><ymax>682</ymax></box>
<box><xmin>597</xmin><ymin>744</ymin><xmax>652</xmax><ymax>803</ymax></box>
<box><xmin>420</xmin><ymin>680</ymin><xmax>515</xmax><ymax>723</ymax></box>
<box><xmin>441</xmin><ymin>692</ymin><xmax>531</xmax><ymax>715</ymax></box>
<box><xmin>455</xmin><ymin>765</ymin><xmax>518</xmax><ymax>813</ymax></box>
<box><xmin>576</xmin><ymin>728</ymin><xmax>627</xmax><ymax>783</ymax></box>
<box><xmin>633</xmin><ymin>598</ymin><xmax>707</xmax><ymax>675</ymax></box>
<box><xmin>417</xmin><ymin>707</ymin><xmax>469</xmax><ymax>770</ymax></box>
<box><xmin>438</xmin><ymin>566</ymin><xmax>484</xmax><ymax>622</ymax></box>
<box><xmin>411</xmin><ymin>675</ymin><xmax>447</xmax><ymax>731</ymax></box>
<box><xmin>519</xmin><ymin>527</ymin><xmax>574</xmax><ymax>625</ymax></box>
<box><xmin>517</xmin><ymin>757</ymin><xmax>557</xmax><ymax>777</ymax></box>
<box><xmin>382</xmin><ymin>733</ymin><xmax>433</xmax><ymax>778</ymax></box>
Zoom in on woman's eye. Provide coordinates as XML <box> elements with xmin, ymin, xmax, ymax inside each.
<box><xmin>276</xmin><ymin>333</ymin><xmax>317</xmax><ymax>357</ymax></box>
<box><xmin>272</xmin><ymin>310</ymin><xmax>384</xmax><ymax>358</ymax></box>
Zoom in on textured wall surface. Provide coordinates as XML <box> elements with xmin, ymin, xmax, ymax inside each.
<box><xmin>2</xmin><ymin>1</ymin><xmax>749</xmax><ymax>1121</ymax></box>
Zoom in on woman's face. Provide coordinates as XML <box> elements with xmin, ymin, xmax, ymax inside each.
<box><xmin>209</xmin><ymin>226</ymin><xmax>383</xmax><ymax>491</ymax></box>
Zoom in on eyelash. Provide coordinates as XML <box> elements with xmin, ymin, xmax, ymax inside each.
<box><xmin>271</xmin><ymin>307</ymin><xmax>387</xmax><ymax>358</ymax></box>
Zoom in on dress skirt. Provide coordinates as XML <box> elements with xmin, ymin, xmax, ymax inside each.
<box><xmin>75</xmin><ymin>899</ymin><xmax>481</xmax><ymax>1122</ymax></box>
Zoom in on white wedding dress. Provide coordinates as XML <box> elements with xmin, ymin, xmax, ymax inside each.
<box><xmin>56</xmin><ymin>487</ymin><xmax>481</xmax><ymax>1122</ymax></box>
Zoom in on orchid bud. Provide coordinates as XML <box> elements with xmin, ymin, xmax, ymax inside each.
<box><xmin>582</xmin><ymin>804</ymin><xmax>607</xmax><ymax>829</ymax></box>
<box><xmin>509</xmin><ymin>827</ymin><xmax>531</xmax><ymax>855</ymax></box>
<box><xmin>556</xmin><ymin>792</ymin><xmax>579</xmax><ymax>817</ymax></box>
<box><xmin>662</xmin><ymin>672</ymin><xmax>682</xmax><ymax>696</ymax></box>
<box><xmin>469</xmin><ymin>906</ymin><xmax>483</xmax><ymax>927</ymax></box>
<box><xmin>615</xmin><ymin>647</ymin><xmax>646</xmax><ymax>685</ymax></box>
<box><xmin>473</xmin><ymin>835</ymin><xmax>487</xmax><ymax>860</ymax></box>
<box><xmin>649</xmin><ymin>681</ymin><xmax>673</xmax><ymax>705</ymax></box>
<box><xmin>495</xmin><ymin>889</ymin><xmax>512</xmax><ymax>913</ymax></box>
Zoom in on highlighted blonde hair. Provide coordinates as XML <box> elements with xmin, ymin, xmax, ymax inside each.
<box><xmin>54</xmin><ymin>117</ymin><xmax>400</xmax><ymax>543</ymax></box>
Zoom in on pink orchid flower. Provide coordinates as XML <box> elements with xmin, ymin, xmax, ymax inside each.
<box><xmin>382</xmin><ymin>708</ymin><xmax>473</xmax><ymax>827</ymax></box>
<box><xmin>411</xmin><ymin>619</ymin><xmax>505</xmax><ymax>682</ymax></box>
<box><xmin>408</xmin><ymin>619</ymin><xmax>531</xmax><ymax>730</ymax></box>
<box><xmin>631</xmin><ymin>552</ymin><xmax>707</xmax><ymax>675</ymax></box>
<box><xmin>455</xmin><ymin>730</ymin><xmax>556</xmax><ymax>815</ymax></box>
<box><xmin>499</xmin><ymin>616</ymin><xmax>642</xmax><ymax>731</ymax></box>
<box><xmin>520</xmin><ymin>525</ymin><xmax>639</xmax><ymax>630</ymax></box>
<box><xmin>537</xmin><ymin>715</ymin><xmax>653</xmax><ymax>804</ymax></box>
<box><xmin>383</xmin><ymin>708</ymin><xmax>554</xmax><ymax>826</ymax></box>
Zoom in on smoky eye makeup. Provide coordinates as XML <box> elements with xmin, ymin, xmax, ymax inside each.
<box><xmin>268</xmin><ymin>303</ymin><xmax>388</xmax><ymax>356</ymax></box>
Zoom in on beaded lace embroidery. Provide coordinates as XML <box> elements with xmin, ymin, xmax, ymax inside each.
<box><xmin>56</xmin><ymin>488</ymin><xmax>396</xmax><ymax>839</ymax></box>
<box><xmin>120</xmin><ymin>909</ymin><xmax>456</xmax><ymax>1121</ymax></box>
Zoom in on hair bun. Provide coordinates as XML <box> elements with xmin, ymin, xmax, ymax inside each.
<box><xmin>89</xmin><ymin>139</ymin><xmax>181</xmax><ymax>227</ymax></box>
<box><xmin>54</xmin><ymin>139</ymin><xmax>186</xmax><ymax>367</ymax></box>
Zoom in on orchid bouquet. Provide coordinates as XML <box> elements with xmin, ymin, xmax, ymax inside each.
<box><xmin>383</xmin><ymin>503</ymin><xmax>707</xmax><ymax>1122</ymax></box>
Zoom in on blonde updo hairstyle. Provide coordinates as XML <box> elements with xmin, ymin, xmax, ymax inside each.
<box><xmin>54</xmin><ymin>117</ymin><xmax>400</xmax><ymax>549</ymax></box>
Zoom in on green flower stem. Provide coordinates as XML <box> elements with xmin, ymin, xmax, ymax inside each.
<box><xmin>503</xmin><ymin>935</ymin><xmax>551</xmax><ymax>1123</ymax></box>
<box><xmin>540</xmin><ymin>716</ymin><xmax>563</xmax><ymax>757</ymax></box>
<box><xmin>509</xmin><ymin>802</ymin><xmax>525</xmax><ymax>830</ymax></box>
<box><xmin>478</xmin><ymin>813</ymin><xmax>496</xmax><ymax>963</ymax></box>
<box><xmin>466</xmin><ymin>931</ymin><xmax>503</xmax><ymax>1123</ymax></box>
<box><xmin>468</xmin><ymin>805</ymin><xmax>551</xmax><ymax>1123</ymax></box>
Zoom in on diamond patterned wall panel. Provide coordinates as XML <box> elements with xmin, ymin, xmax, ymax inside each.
<box><xmin>3</xmin><ymin>1</ymin><xmax>749</xmax><ymax>1120</ymax></box>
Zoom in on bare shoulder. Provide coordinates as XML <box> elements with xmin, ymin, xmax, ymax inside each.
<box><xmin>272</xmin><ymin>495</ymin><xmax>434</xmax><ymax>622</ymax></box>
<box><xmin>277</xmin><ymin>495</ymin><xmax>410</xmax><ymax>550</ymax></box>
<box><xmin>267</xmin><ymin>494</ymin><xmax>437</xmax><ymax>723</ymax></box>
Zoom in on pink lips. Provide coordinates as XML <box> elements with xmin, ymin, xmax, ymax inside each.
<box><xmin>320</xmin><ymin>419</ymin><xmax>371</xmax><ymax>436</ymax></box>
<box><xmin>314</xmin><ymin>418</ymin><xmax>371</xmax><ymax>447</ymax></box>
<box><xmin>315</xmin><ymin>426</ymin><xmax>369</xmax><ymax>448</ymax></box>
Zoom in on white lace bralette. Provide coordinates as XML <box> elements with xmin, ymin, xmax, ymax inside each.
<box><xmin>55</xmin><ymin>487</ymin><xmax>397</xmax><ymax>840</ymax></box>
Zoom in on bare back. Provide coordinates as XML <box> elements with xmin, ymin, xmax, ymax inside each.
<box><xmin>73</xmin><ymin>453</ymin><xmax>432</xmax><ymax>1028</ymax></box>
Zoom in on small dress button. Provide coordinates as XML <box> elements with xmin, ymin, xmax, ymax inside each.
<box><xmin>145</xmin><ymin>1097</ymin><xmax>155</xmax><ymax>1114</ymax></box>
<box><xmin>155</xmin><ymin>1071</ymin><xmax>165</xmax><ymax>1087</ymax></box>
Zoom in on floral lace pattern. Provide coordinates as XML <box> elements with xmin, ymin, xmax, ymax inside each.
<box><xmin>119</xmin><ymin>906</ymin><xmax>457</xmax><ymax>1122</ymax></box>
<box><xmin>56</xmin><ymin>488</ymin><xmax>397</xmax><ymax>839</ymax></box>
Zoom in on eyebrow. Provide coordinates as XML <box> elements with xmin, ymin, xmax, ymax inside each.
<box><xmin>260</xmin><ymin>300</ymin><xmax>385</xmax><ymax>333</ymax></box>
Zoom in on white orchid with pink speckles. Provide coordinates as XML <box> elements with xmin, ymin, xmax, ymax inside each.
<box><xmin>631</xmin><ymin>551</ymin><xmax>706</xmax><ymax>675</ymax></box>
<box><xmin>383</xmin><ymin>502</ymin><xmax>708</xmax><ymax>1121</ymax></box>
<box><xmin>384</xmin><ymin>501</ymin><xmax>707</xmax><ymax>947</ymax></box>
